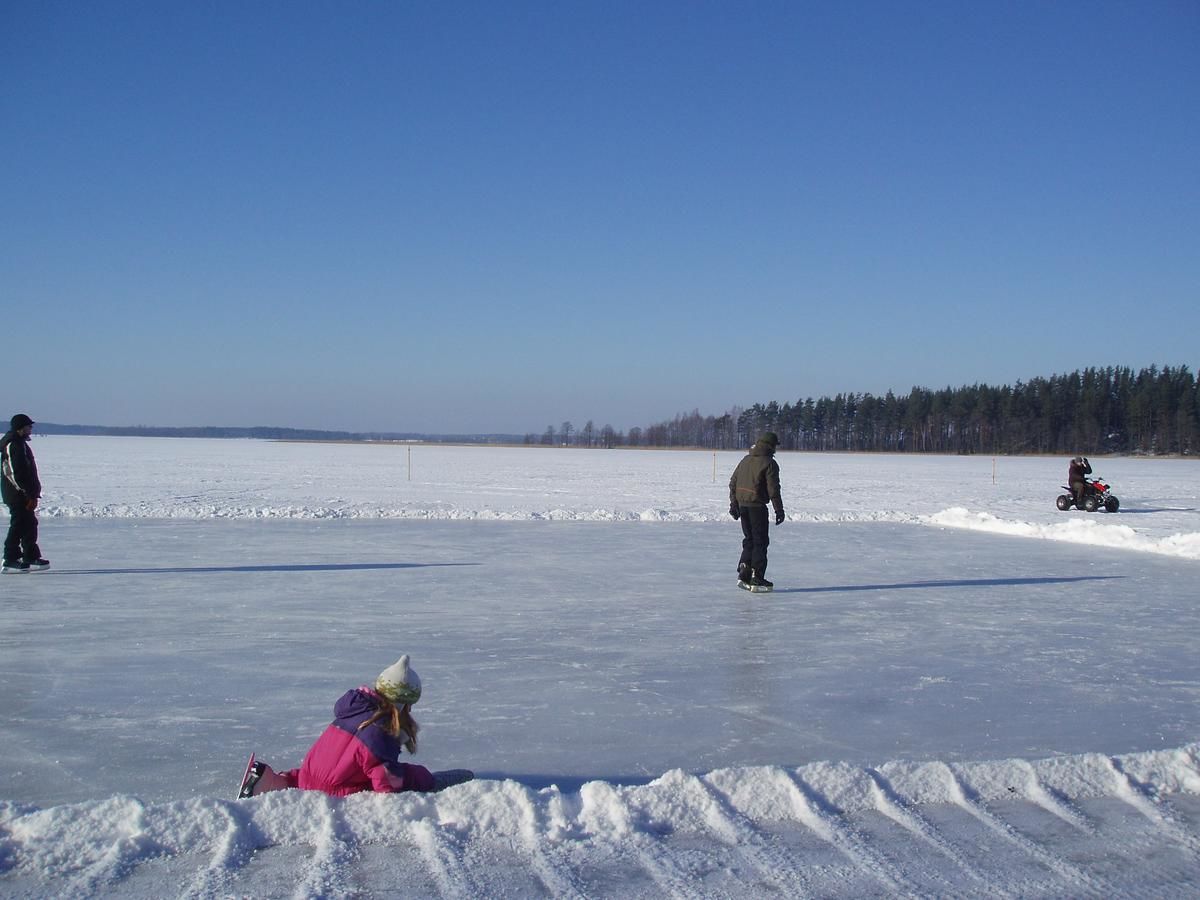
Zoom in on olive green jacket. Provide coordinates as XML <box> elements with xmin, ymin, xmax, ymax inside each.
<box><xmin>728</xmin><ymin>441</ymin><xmax>784</xmax><ymax>515</ymax></box>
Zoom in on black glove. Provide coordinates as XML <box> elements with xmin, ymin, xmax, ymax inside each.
<box><xmin>26</xmin><ymin>497</ymin><xmax>37</xmax><ymax>511</ymax></box>
<box><xmin>729</xmin><ymin>502</ymin><xmax>741</xmax><ymax>520</ymax></box>
<box><xmin>775</xmin><ymin>509</ymin><xmax>785</xmax><ymax>525</ymax></box>
<box><xmin>432</xmin><ymin>769</ymin><xmax>475</xmax><ymax>792</ymax></box>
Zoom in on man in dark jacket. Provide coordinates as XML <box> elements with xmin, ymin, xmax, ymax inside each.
<box><xmin>1068</xmin><ymin>455</ymin><xmax>1092</xmax><ymax>508</ymax></box>
<box><xmin>2</xmin><ymin>413</ymin><xmax>47</xmax><ymax>573</ymax></box>
<box><xmin>729</xmin><ymin>431</ymin><xmax>785</xmax><ymax>589</ymax></box>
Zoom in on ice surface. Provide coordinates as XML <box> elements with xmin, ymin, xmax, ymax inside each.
<box><xmin>2</xmin><ymin>437</ymin><xmax>1198</xmax><ymax>896</ymax></box>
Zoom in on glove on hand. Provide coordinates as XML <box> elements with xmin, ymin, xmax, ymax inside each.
<box><xmin>775</xmin><ymin>510</ymin><xmax>785</xmax><ymax>525</ymax></box>
<box><xmin>729</xmin><ymin>502</ymin><xmax>740</xmax><ymax>520</ymax></box>
<box><xmin>26</xmin><ymin>497</ymin><xmax>37</xmax><ymax>511</ymax></box>
<box><xmin>432</xmin><ymin>769</ymin><xmax>475</xmax><ymax>792</ymax></box>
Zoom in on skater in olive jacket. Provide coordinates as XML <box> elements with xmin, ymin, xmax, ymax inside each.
<box><xmin>728</xmin><ymin>432</ymin><xmax>785</xmax><ymax>589</ymax></box>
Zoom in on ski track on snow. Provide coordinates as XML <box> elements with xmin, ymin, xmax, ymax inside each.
<box><xmin>862</xmin><ymin>767</ymin><xmax>1000</xmax><ymax>896</ymax></box>
<box><xmin>940</xmin><ymin>762</ymin><xmax>1110</xmax><ymax>897</ymax></box>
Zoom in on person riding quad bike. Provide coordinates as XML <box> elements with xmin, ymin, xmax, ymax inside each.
<box><xmin>1068</xmin><ymin>456</ymin><xmax>1092</xmax><ymax>509</ymax></box>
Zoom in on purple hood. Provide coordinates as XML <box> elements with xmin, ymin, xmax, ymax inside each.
<box><xmin>330</xmin><ymin>687</ymin><xmax>409</xmax><ymax>774</ymax></box>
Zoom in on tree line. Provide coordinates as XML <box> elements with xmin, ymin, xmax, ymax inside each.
<box><xmin>529</xmin><ymin>365</ymin><xmax>1198</xmax><ymax>455</ymax></box>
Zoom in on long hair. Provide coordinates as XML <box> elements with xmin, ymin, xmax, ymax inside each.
<box><xmin>357</xmin><ymin>696</ymin><xmax>419</xmax><ymax>754</ymax></box>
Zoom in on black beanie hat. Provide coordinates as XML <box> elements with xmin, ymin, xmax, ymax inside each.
<box><xmin>759</xmin><ymin>431</ymin><xmax>779</xmax><ymax>447</ymax></box>
<box><xmin>11</xmin><ymin>414</ymin><xmax>34</xmax><ymax>430</ymax></box>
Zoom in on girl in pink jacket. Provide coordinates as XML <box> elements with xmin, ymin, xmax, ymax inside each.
<box><xmin>239</xmin><ymin>654</ymin><xmax>472</xmax><ymax>798</ymax></box>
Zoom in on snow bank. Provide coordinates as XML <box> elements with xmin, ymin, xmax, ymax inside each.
<box><xmin>39</xmin><ymin>501</ymin><xmax>740</xmax><ymax>523</ymax></box>
<box><xmin>927</xmin><ymin>507</ymin><xmax>1200</xmax><ymax>560</ymax></box>
<box><xmin>3</xmin><ymin>744</ymin><xmax>1197</xmax><ymax>895</ymax></box>
<box><xmin>40</xmin><ymin>500</ymin><xmax>1200</xmax><ymax>561</ymax></box>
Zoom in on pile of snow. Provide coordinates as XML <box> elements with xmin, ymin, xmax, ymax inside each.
<box><xmin>3</xmin><ymin>745</ymin><xmax>1198</xmax><ymax>896</ymax></box>
<box><xmin>927</xmin><ymin>507</ymin><xmax>1200</xmax><ymax>560</ymax></box>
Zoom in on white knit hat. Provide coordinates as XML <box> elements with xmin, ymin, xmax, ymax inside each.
<box><xmin>376</xmin><ymin>654</ymin><xmax>421</xmax><ymax>705</ymax></box>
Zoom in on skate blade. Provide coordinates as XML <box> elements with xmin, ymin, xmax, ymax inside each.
<box><xmin>237</xmin><ymin>753</ymin><xmax>259</xmax><ymax>799</ymax></box>
<box><xmin>737</xmin><ymin>581</ymin><xmax>773</xmax><ymax>593</ymax></box>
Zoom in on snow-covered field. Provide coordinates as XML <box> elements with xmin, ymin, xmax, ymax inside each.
<box><xmin>2</xmin><ymin>437</ymin><xmax>1199</xmax><ymax>897</ymax></box>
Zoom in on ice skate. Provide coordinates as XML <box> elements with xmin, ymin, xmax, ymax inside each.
<box><xmin>237</xmin><ymin>755</ymin><xmax>292</xmax><ymax>798</ymax></box>
<box><xmin>738</xmin><ymin>571</ymin><xmax>773</xmax><ymax>593</ymax></box>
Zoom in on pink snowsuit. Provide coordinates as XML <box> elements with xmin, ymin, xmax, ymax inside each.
<box><xmin>279</xmin><ymin>686</ymin><xmax>435</xmax><ymax>796</ymax></box>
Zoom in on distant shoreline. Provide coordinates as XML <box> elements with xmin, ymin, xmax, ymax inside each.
<box><xmin>31</xmin><ymin>423</ymin><xmax>523</xmax><ymax>444</ymax></box>
<box><xmin>32</xmin><ymin>430</ymin><xmax>1195</xmax><ymax>459</ymax></box>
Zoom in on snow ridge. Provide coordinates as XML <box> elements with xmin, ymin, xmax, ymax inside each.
<box><xmin>927</xmin><ymin>507</ymin><xmax>1200</xmax><ymax>560</ymax></box>
<box><xmin>3</xmin><ymin>744</ymin><xmax>1198</xmax><ymax>897</ymax></box>
<box><xmin>40</xmin><ymin>501</ymin><xmax>1200</xmax><ymax>560</ymax></box>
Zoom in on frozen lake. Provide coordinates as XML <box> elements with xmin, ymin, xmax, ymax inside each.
<box><xmin>2</xmin><ymin>437</ymin><xmax>1198</xmax><ymax>897</ymax></box>
<box><xmin>6</xmin><ymin>518</ymin><xmax>1198</xmax><ymax>807</ymax></box>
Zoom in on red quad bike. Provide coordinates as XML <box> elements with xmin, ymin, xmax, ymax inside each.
<box><xmin>1056</xmin><ymin>477</ymin><xmax>1119</xmax><ymax>513</ymax></box>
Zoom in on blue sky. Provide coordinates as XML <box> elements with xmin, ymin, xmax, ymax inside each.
<box><xmin>3</xmin><ymin>1</ymin><xmax>1197</xmax><ymax>434</ymax></box>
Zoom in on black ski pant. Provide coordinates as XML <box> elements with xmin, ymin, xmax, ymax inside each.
<box><xmin>4</xmin><ymin>502</ymin><xmax>41</xmax><ymax>564</ymax></box>
<box><xmin>738</xmin><ymin>504</ymin><xmax>770</xmax><ymax>578</ymax></box>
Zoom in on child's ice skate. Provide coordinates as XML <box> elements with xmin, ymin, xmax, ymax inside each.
<box><xmin>237</xmin><ymin>754</ymin><xmax>293</xmax><ymax>798</ymax></box>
